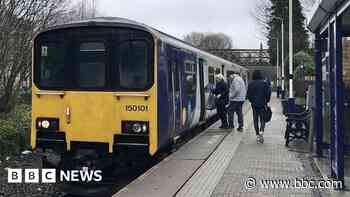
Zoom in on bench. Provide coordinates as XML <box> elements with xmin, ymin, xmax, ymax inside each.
<box><xmin>284</xmin><ymin>108</ymin><xmax>312</xmax><ymax>147</ymax></box>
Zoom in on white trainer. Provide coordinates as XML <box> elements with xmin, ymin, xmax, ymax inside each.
<box><xmin>256</xmin><ymin>135</ymin><xmax>261</xmax><ymax>144</ymax></box>
<box><xmin>259</xmin><ymin>134</ymin><xmax>264</xmax><ymax>143</ymax></box>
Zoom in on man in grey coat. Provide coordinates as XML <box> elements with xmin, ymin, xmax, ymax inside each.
<box><xmin>228</xmin><ymin>73</ymin><xmax>247</xmax><ymax>131</ymax></box>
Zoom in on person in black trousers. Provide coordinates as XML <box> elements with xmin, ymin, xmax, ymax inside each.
<box><xmin>247</xmin><ymin>70</ymin><xmax>271</xmax><ymax>143</ymax></box>
<box><xmin>213</xmin><ymin>74</ymin><xmax>229</xmax><ymax>129</ymax></box>
<box><xmin>228</xmin><ymin>73</ymin><xmax>247</xmax><ymax>131</ymax></box>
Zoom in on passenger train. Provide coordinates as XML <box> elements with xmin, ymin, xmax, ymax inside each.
<box><xmin>31</xmin><ymin>17</ymin><xmax>247</xmax><ymax>168</ymax></box>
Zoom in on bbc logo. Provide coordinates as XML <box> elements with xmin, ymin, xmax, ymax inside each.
<box><xmin>8</xmin><ymin>168</ymin><xmax>103</xmax><ymax>183</ymax></box>
<box><xmin>8</xmin><ymin>168</ymin><xmax>56</xmax><ymax>183</ymax></box>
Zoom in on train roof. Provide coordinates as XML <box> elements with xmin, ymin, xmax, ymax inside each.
<box><xmin>40</xmin><ymin>17</ymin><xmax>247</xmax><ymax>71</ymax></box>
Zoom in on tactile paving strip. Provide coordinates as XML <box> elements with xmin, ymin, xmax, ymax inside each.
<box><xmin>170</xmin><ymin>133</ymin><xmax>226</xmax><ymax>160</ymax></box>
<box><xmin>175</xmin><ymin>109</ymin><xmax>254</xmax><ymax>197</ymax></box>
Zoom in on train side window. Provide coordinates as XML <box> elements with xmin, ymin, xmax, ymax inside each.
<box><xmin>174</xmin><ymin>62</ymin><xmax>180</xmax><ymax>92</ymax></box>
<box><xmin>208</xmin><ymin>66</ymin><xmax>215</xmax><ymax>84</ymax></box>
<box><xmin>184</xmin><ymin>61</ymin><xmax>196</xmax><ymax>97</ymax></box>
<box><xmin>168</xmin><ymin>61</ymin><xmax>174</xmax><ymax>91</ymax></box>
<box><xmin>215</xmin><ymin>68</ymin><xmax>221</xmax><ymax>75</ymax></box>
<box><xmin>78</xmin><ymin>42</ymin><xmax>106</xmax><ymax>88</ymax></box>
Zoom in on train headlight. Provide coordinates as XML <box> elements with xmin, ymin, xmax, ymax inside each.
<box><xmin>36</xmin><ymin>118</ymin><xmax>59</xmax><ymax>131</ymax></box>
<box><xmin>122</xmin><ymin>121</ymin><xmax>149</xmax><ymax>134</ymax></box>
<box><xmin>41</xmin><ymin>120</ymin><xmax>50</xmax><ymax>129</ymax></box>
<box><xmin>142</xmin><ymin>124</ymin><xmax>147</xmax><ymax>133</ymax></box>
<box><xmin>132</xmin><ymin>123</ymin><xmax>142</xmax><ymax>133</ymax></box>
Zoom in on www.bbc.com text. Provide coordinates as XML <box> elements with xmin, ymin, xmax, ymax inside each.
<box><xmin>245</xmin><ymin>177</ymin><xmax>343</xmax><ymax>190</ymax></box>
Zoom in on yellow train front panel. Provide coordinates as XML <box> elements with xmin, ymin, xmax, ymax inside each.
<box><xmin>31</xmin><ymin>86</ymin><xmax>158</xmax><ymax>155</ymax></box>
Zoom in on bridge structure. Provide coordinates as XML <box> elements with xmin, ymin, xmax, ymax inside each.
<box><xmin>208</xmin><ymin>48</ymin><xmax>277</xmax><ymax>83</ymax></box>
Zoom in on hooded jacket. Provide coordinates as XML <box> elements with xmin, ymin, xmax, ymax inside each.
<box><xmin>247</xmin><ymin>79</ymin><xmax>271</xmax><ymax>108</ymax></box>
<box><xmin>229</xmin><ymin>74</ymin><xmax>246</xmax><ymax>102</ymax></box>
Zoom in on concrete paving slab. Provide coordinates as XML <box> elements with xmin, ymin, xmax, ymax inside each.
<box><xmin>175</xmin><ymin>106</ymin><xmax>254</xmax><ymax>197</ymax></box>
<box><xmin>170</xmin><ymin>131</ymin><xmax>227</xmax><ymax>160</ymax></box>
<box><xmin>210</xmin><ymin>96</ymin><xmax>323</xmax><ymax>197</ymax></box>
<box><xmin>113</xmin><ymin>158</ymin><xmax>203</xmax><ymax>197</ymax></box>
<box><xmin>174</xmin><ymin>131</ymin><xmax>245</xmax><ymax>197</ymax></box>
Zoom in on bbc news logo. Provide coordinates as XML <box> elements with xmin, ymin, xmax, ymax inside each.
<box><xmin>7</xmin><ymin>168</ymin><xmax>102</xmax><ymax>183</ymax></box>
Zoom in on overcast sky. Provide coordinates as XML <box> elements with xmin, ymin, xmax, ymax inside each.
<box><xmin>96</xmin><ymin>0</ymin><xmax>263</xmax><ymax>49</ymax></box>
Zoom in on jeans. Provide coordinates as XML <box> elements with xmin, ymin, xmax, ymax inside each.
<box><xmin>228</xmin><ymin>101</ymin><xmax>244</xmax><ymax>129</ymax></box>
<box><xmin>252</xmin><ymin>107</ymin><xmax>265</xmax><ymax>135</ymax></box>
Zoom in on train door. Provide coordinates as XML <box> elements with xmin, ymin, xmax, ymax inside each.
<box><xmin>344</xmin><ymin>51</ymin><xmax>350</xmax><ymax>149</ymax></box>
<box><xmin>170</xmin><ymin>53</ymin><xmax>182</xmax><ymax>140</ymax></box>
<box><xmin>322</xmin><ymin>54</ymin><xmax>331</xmax><ymax>145</ymax></box>
<box><xmin>199</xmin><ymin>59</ymin><xmax>205</xmax><ymax>121</ymax></box>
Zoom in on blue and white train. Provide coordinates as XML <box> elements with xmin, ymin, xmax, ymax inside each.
<box><xmin>31</xmin><ymin>17</ymin><xmax>248</xmax><ymax>169</ymax></box>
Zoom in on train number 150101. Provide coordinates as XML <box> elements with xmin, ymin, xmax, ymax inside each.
<box><xmin>125</xmin><ymin>105</ymin><xmax>149</xmax><ymax>112</ymax></box>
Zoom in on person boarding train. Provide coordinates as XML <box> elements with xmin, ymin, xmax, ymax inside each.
<box><xmin>213</xmin><ymin>74</ymin><xmax>229</xmax><ymax>129</ymax></box>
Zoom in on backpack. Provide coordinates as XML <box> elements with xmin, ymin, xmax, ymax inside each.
<box><xmin>263</xmin><ymin>105</ymin><xmax>272</xmax><ymax>122</ymax></box>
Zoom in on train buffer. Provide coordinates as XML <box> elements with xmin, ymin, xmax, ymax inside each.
<box><xmin>113</xmin><ymin>95</ymin><xmax>335</xmax><ymax>197</ymax></box>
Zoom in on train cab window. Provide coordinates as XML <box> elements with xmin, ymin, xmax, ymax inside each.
<box><xmin>38</xmin><ymin>43</ymin><xmax>65</xmax><ymax>87</ymax></box>
<box><xmin>35</xmin><ymin>28</ymin><xmax>154</xmax><ymax>91</ymax></box>
<box><xmin>78</xmin><ymin>42</ymin><xmax>106</xmax><ymax>88</ymax></box>
<box><xmin>208</xmin><ymin>66</ymin><xmax>215</xmax><ymax>84</ymax></box>
<box><xmin>118</xmin><ymin>40</ymin><xmax>149</xmax><ymax>89</ymax></box>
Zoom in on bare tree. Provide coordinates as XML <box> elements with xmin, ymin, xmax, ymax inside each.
<box><xmin>251</xmin><ymin>0</ymin><xmax>272</xmax><ymax>38</ymax></box>
<box><xmin>201</xmin><ymin>33</ymin><xmax>233</xmax><ymax>49</ymax></box>
<box><xmin>0</xmin><ymin>0</ymin><xmax>71</xmax><ymax>112</ymax></box>
<box><xmin>183</xmin><ymin>32</ymin><xmax>205</xmax><ymax>48</ymax></box>
<box><xmin>53</xmin><ymin>0</ymin><xmax>100</xmax><ymax>25</ymax></box>
<box><xmin>183</xmin><ymin>32</ymin><xmax>233</xmax><ymax>50</ymax></box>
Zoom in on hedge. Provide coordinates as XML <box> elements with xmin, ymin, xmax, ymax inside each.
<box><xmin>0</xmin><ymin>104</ymin><xmax>31</xmax><ymax>158</ymax></box>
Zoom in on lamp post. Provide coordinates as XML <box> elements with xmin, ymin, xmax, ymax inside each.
<box><xmin>288</xmin><ymin>0</ymin><xmax>295</xmax><ymax>112</ymax></box>
<box><xmin>276</xmin><ymin>38</ymin><xmax>279</xmax><ymax>94</ymax></box>
<box><xmin>300</xmin><ymin>64</ymin><xmax>304</xmax><ymax>80</ymax></box>
<box><xmin>273</xmin><ymin>16</ymin><xmax>285</xmax><ymax>99</ymax></box>
<box><xmin>271</xmin><ymin>37</ymin><xmax>280</xmax><ymax>97</ymax></box>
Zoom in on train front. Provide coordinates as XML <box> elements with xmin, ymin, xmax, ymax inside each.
<box><xmin>31</xmin><ymin>20</ymin><xmax>158</xmax><ymax>168</ymax></box>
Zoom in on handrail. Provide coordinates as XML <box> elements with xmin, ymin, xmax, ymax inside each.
<box><xmin>112</xmin><ymin>92</ymin><xmax>150</xmax><ymax>100</ymax></box>
<box><xmin>35</xmin><ymin>90</ymin><xmax>65</xmax><ymax>98</ymax></box>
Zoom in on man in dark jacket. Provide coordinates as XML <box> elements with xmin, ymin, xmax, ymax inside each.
<box><xmin>247</xmin><ymin>70</ymin><xmax>271</xmax><ymax>143</ymax></box>
<box><xmin>213</xmin><ymin>74</ymin><xmax>229</xmax><ymax>129</ymax></box>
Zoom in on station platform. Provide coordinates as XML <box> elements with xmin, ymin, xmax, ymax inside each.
<box><xmin>113</xmin><ymin>96</ymin><xmax>339</xmax><ymax>197</ymax></box>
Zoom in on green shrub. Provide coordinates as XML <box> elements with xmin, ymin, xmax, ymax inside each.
<box><xmin>0</xmin><ymin>104</ymin><xmax>31</xmax><ymax>158</ymax></box>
